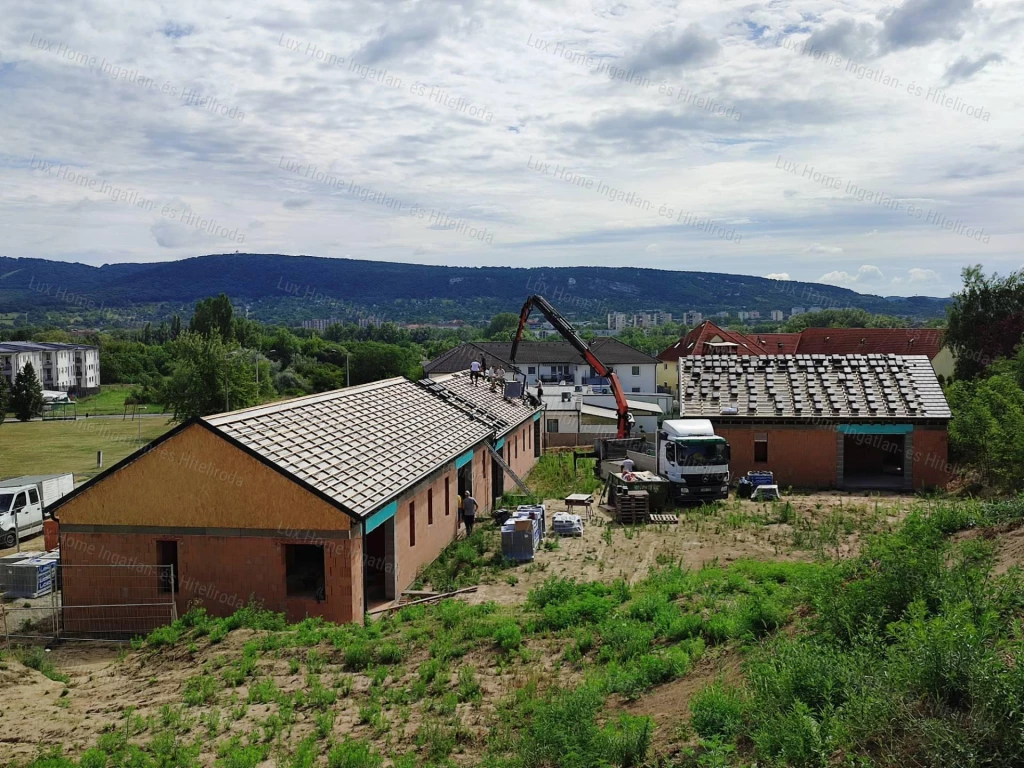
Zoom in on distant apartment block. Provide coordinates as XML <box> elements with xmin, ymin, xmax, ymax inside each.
<box><xmin>770</xmin><ymin>310</ymin><xmax>785</xmax><ymax>321</ymax></box>
<box><xmin>655</xmin><ymin>312</ymin><xmax>673</xmax><ymax>325</ymax></box>
<box><xmin>791</xmin><ymin>307</ymin><xmax>806</xmax><ymax>316</ymax></box>
<box><xmin>302</xmin><ymin>318</ymin><xmax>341</xmax><ymax>331</ymax></box>
<box><xmin>0</xmin><ymin>342</ymin><xmax>100</xmax><ymax>395</ymax></box>
<box><xmin>607</xmin><ymin>312</ymin><xmax>627</xmax><ymax>331</ymax></box>
<box><xmin>683</xmin><ymin>310</ymin><xmax>703</xmax><ymax>326</ymax></box>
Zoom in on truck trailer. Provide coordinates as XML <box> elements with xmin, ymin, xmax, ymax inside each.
<box><xmin>0</xmin><ymin>473</ymin><xmax>75</xmax><ymax>549</ymax></box>
<box><xmin>596</xmin><ymin>419</ymin><xmax>731</xmax><ymax>503</ymax></box>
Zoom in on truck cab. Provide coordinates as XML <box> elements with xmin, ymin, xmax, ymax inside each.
<box><xmin>659</xmin><ymin>419</ymin><xmax>730</xmax><ymax>502</ymax></box>
<box><xmin>0</xmin><ymin>485</ymin><xmax>45</xmax><ymax>549</ymax></box>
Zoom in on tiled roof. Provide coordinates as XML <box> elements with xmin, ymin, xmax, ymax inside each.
<box><xmin>793</xmin><ymin>328</ymin><xmax>943</xmax><ymax>358</ymax></box>
<box><xmin>426</xmin><ymin>339</ymin><xmax>656</xmax><ymax>373</ymax></box>
<box><xmin>678</xmin><ymin>354</ymin><xmax>950</xmax><ymax>421</ymax></box>
<box><xmin>205</xmin><ymin>378</ymin><xmax>493</xmax><ymax>517</ymax></box>
<box><xmin>0</xmin><ymin>341</ymin><xmax>97</xmax><ymax>352</ymax></box>
<box><xmin>658</xmin><ymin>322</ymin><xmax>762</xmax><ymax>361</ymax></box>
<box><xmin>422</xmin><ymin>342</ymin><xmax>512</xmax><ymax>375</ymax></box>
<box><xmin>659</xmin><ymin>323</ymin><xmax>944</xmax><ymax>361</ymax></box>
<box><xmin>423</xmin><ymin>372</ymin><xmax>540</xmax><ymax>437</ymax></box>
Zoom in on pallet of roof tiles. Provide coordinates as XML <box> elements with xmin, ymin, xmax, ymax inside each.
<box><xmin>551</xmin><ymin>512</ymin><xmax>584</xmax><ymax>537</ymax></box>
<box><xmin>501</xmin><ymin>516</ymin><xmax>538</xmax><ymax>561</ymax></box>
<box><xmin>0</xmin><ymin>551</ymin><xmax>44</xmax><ymax>592</ymax></box>
<box><xmin>649</xmin><ymin>514</ymin><xmax>679</xmax><ymax>525</ymax></box>
<box><xmin>615</xmin><ymin>490</ymin><xmax>649</xmax><ymax>525</ymax></box>
<box><xmin>516</xmin><ymin>504</ymin><xmax>546</xmax><ymax>538</ymax></box>
<box><xmin>4</xmin><ymin>556</ymin><xmax>57</xmax><ymax>599</ymax></box>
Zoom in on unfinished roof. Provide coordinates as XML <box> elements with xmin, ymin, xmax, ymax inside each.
<box><xmin>419</xmin><ymin>372</ymin><xmax>540</xmax><ymax>437</ymax></box>
<box><xmin>658</xmin><ymin>322</ymin><xmax>764</xmax><ymax>361</ymax></box>
<box><xmin>205</xmin><ymin>378</ymin><xmax>493</xmax><ymax>517</ymax></box>
<box><xmin>425</xmin><ymin>339</ymin><xmax>656</xmax><ymax>374</ymax></box>
<box><xmin>678</xmin><ymin>354</ymin><xmax>950</xmax><ymax>421</ymax></box>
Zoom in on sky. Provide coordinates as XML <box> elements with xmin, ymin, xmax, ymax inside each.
<box><xmin>1</xmin><ymin>0</ymin><xmax>1021</xmax><ymax>298</ymax></box>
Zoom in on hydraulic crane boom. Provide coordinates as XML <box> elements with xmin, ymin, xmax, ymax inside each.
<box><xmin>510</xmin><ymin>294</ymin><xmax>634</xmax><ymax>439</ymax></box>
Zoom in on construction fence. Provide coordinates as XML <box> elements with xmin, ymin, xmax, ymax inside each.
<box><xmin>0</xmin><ymin>563</ymin><xmax>177</xmax><ymax>646</ymax></box>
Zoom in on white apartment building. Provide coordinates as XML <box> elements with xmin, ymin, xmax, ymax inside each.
<box><xmin>607</xmin><ymin>312</ymin><xmax>628</xmax><ymax>331</ymax></box>
<box><xmin>0</xmin><ymin>342</ymin><xmax>101</xmax><ymax>395</ymax></box>
<box><xmin>770</xmin><ymin>310</ymin><xmax>785</xmax><ymax>321</ymax></box>
<box><xmin>791</xmin><ymin>307</ymin><xmax>806</xmax><ymax>316</ymax></box>
<box><xmin>683</xmin><ymin>310</ymin><xmax>703</xmax><ymax>326</ymax></box>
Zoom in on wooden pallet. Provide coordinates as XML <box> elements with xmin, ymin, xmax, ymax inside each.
<box><xmin>649</xmin><ymin>514</ymin><xmax>679</xmax><ymax>525</ymax></box>
<box><xmin>615</xmin><ymin>490</ymin><xmax>650</xmax><ymax>524</ymax></box>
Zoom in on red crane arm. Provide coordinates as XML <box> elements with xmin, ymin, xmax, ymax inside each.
<box><xmin>510</xmin><ymin>294</ymin><xmax>633</xmax><ymax>439</ymax></box>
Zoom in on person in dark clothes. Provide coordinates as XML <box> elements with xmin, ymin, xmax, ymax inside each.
<box><xmin>462</xmin><ymin>493</ymin><xmax>478</xmax><ymax>535</ymax></box>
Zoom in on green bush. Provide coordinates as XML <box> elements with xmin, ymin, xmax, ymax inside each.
<box><xmin>493</xmin><ymin>621</ymin><xmax>523</xmax><ymax>653</ymax></box>
<box><xmin>690</xmin><ymin>682</ymin><xmax>747</xmax><ymax>738</ymax></box>
<box><xmin>326</xmin><ymin>738</ymin><xmax>383</xmax><ymax>768</ymax></box>
<box><xmin>183</xmin><ymin>673</ymin><xmax>218</xmax><ymax>706</ymax></box>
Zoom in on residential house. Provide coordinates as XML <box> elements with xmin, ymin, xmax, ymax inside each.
<box><xmin>679</xmin><ymin>354</ymin><xmax>952</xmax><ymax>490</ymax></box>
<box><xmin>424</xmin><ymin>340</ymin><xmax>658</xmax><ymax>393</ymax></box>
<box><xmin>50</xmin><ymin>374</ymin><xmax>543</xmax><ymax>631</ymax></box>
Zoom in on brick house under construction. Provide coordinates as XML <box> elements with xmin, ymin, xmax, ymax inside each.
<box><xmin>678</xmin><ymin>354</ymin><xmax>952</xmax><ymax>490</ymax></box>
<box><xmin>49</xmin><ymin>374</ymin><xmax>543</xmax><ymax>629</ymax></box>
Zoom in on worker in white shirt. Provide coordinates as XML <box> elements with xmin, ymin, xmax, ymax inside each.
<box><xmin>470</xmin><ymin>359</ymin><xmax>481</xmax><ymax>386</ymax></box>
<box><xmin>621</xmin><ymin>457</ymin><xmax>635</xmax><ymax>473</ymax></box>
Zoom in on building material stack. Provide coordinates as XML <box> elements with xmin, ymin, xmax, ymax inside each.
<box><xmin>552</xmin><ymin>512</ymin><xmax>584</xmax><ymax>536</ymax></box>
<box><xmin>500</xmin><ymin>504</ymin><xmax>546</xmax><ymax>562</ymax></box>
<box><xmin>615</xmin><ymin>490</ymin><xmax>649</xmax><ymax>524</ymax></box>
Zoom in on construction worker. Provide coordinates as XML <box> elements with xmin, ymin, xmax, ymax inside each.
<box><xmin>494</xmin><ymin>366</ymin><xmax>506</xmax><ymax>394</ymax></box>
<box><xmin>470</xmin><ymin>359</ymin><xmax>481</xmax><ymax>385</ymax></box>
<box><xmin>462</xmin><ymin>493</ymin><xmax>478</xmax><ymax>535</ymax></box>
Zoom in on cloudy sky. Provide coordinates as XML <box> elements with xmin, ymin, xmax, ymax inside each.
<box><xmin>1</xmin><ymin>0</ymin><xmax>1021</xmax><ymax>297</ymax></box>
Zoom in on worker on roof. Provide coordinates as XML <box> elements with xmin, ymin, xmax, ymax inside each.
<box><xmin>470</xmin><ymin>359</ymin><xmax>482</xmax><ymax>385</ymax></box>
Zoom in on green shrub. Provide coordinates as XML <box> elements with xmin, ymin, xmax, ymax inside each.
<box><xmin>377</xmin><ymin>641</ymin><xmax>404</xmax><ymax>664</ymax></box>
<box><xmin>493</xmin><ymin>621</ymin><xmax>523</xmax><ymax>653</ymax></box>
<box><xmin>344</xmin><ymin>642</ymin><xmax>373</xmax><ymax>670</ymax></box>
<box><xmin>690</xmin><ymin>682</ymin><xmax>747</xmax><ymax>738</ymax></box>
<box><xmin>327</xmin><ymin>738</ymin><xmax>383</xmax><ymax>768</ymax></box>
<box><xmin>183</xmin><ymin>673</ymin><xmax>218</xmax><ymax>706</ymax></box>
<box><xmin>599</xmin><ymin>714</ymin><xmax>653</xmax><ymax>768</ymax></box>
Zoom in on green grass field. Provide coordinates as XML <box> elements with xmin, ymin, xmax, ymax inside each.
<box><xmin>0</xmin><ymin>418</ymin><xmax>174</xmax><ymax>481</ymax></box>
<box><xmin>73</xmin><ymin>385</ymin><xmax>163</xmax><ymax>417</ymax></box>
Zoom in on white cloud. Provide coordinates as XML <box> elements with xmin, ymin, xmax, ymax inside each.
<box><xmin>818</xmin><ymin>264</ymin><xmax>887</xmax><ymax>286</ymax></box>
<box><xmin>764</xmin><ymin>272</ymin><xmax>790</xmax><ymax>280</ymax></box>
<box><xmin>0</xmin><ymin>0</ymin><xmax>1017</xmax><ymax>295</ymax></box>
<box><xmin>645</xmin><ymin>243</ymin><xmax>660</xmax><ymax>253</ymax></box>
<box><xmin>803</xmin><ymin>243</ymin><xmax>844</xmax><ymax>255</ymax></box>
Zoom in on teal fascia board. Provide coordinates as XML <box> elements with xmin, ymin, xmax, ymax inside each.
<box><xmin>837</xmin><ymin>424</ymin><xmax>914</xmax><ymax>435</ymax></box>
<box><xmin>364</xmin><ymin>501</ymin><xmax>397</xmax><ymax>534</ymax></box>
<box><xmin>455</xmin><ymin>450</ymin><xmax>474</xmax><ymax>469</ymax></box>
<box><xmin>495</xmin><ymin>437</ymin><xmax>506</xmax><ymax>450</ymax></box>
<box><xmin>532</xmin><ymin>412</ymin><xmax>541</xmax><ymax>422</ymax></box>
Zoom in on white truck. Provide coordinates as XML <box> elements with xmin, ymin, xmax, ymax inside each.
<box><xmin>0</xmin><ymin>474</ymin><xmax>74</xmax><ymax>549</ymax></box>
<box><xmin>596</xmin><ymin>419</ymin><xmax>731</xmax><ymax>502</ymax></box>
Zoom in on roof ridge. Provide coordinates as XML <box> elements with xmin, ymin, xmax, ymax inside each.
<box><xmin>205</xmin><ymin>377</ymin><xmax>408</xmax><ymax>425</ymax></box>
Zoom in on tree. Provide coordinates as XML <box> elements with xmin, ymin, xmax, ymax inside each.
<box><xmin>348</xmin><ymin>342</ymin><xmax>422</xmax><ymax>385</ymax></box>
<box><xmin>0</xmin><ymin>373</ymin><xmax>9</xmax><ymax>424</ymax></box>
<box><xmin>189</xmin><ymin>294</ymin><xmax>234</xmax><ymax>341</ymax></box>
<box><xmin>486</xmin><ymin>313</ymin><xmax>522</xmax><ymax>340</ymax></box>
<box><xmin>170</xmin><ymin>314</ymin><xmax>182</xmax><ymax>340</ymax></box>
<box><xmin>11</xmin><ymin>362</ymin><xmax>44</xmax><ymax>422</ymax></box>
<box><xmin>780</xmin><ymin>308</ymin><xmax>904</xmax><ymax>332</ymax></box>
<box><xmin>946</xmin><ymin>266</ymin><xmax>1024</xmax><ymax>380</ymax></box>
<box><xmin>163</xmin><ymin>332</ymin><xmax>258</xmax><ymax>420</ymax></box>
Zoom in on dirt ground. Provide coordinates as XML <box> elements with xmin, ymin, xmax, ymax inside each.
<box><xmin>4</xmin><ymin>491</ymin><xmax>1020</xmax><ymax>766</ymax></box>
<box><xmin>467</xmin><ymin>490</ymin><xmax>917</xmax><ymax>606</ymax></box>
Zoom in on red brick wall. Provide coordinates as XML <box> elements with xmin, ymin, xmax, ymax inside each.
<box><xmin>394</xmin><ymin>466</ymin><xmax>461</xmax><ymax>594</ymax></box>
<box><xmin>59</xmin><ymin>530</ymin><xmax>362</xmax><ymax>627</ymax></box>
<box><xmin>715</xmin><ymin>423</ymin><xmax>951</xmax><ymax>490</ymax></box>
<box><xmin>715</xmin><ymin>425</ymin><xmax>839</xmax><ymax>488</ymax></box>
<box><xmin>910</xmin><ymin>427</ymin><xmax>953</xmax><ymax>489</ymax></box>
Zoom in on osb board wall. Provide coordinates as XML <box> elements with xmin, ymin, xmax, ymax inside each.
<box><xmin>58</xmin><ymin>423</ymin><xmax>352</xmax><ymax>532</ymax></box>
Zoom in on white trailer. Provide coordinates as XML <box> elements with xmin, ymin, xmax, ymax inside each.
<box><xmin>0</xmin><ymin>473</ymin><xmax>74</xmax><ymax>549</ymax></box>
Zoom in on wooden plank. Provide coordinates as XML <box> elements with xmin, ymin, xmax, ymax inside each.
<box><xmin>367</xmin><ymin>586</ymin><xmax>478</xmax><ymax>616</ymax></box>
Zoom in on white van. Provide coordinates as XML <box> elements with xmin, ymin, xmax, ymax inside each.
<box><xmin>0</xmin><ymin>474</ymin><xmax>74</xmax><ymax>549</ymax></box>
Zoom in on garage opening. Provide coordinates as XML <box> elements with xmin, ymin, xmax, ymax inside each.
<box><xmin>843</xmin><ymin>432</ymin><xmax>906</xmax><ymax>489</ymax></box>
<box><xmin>364</xmin><ymin>517</ymin><xmax>396</xmax><ymax>603</ymax></box>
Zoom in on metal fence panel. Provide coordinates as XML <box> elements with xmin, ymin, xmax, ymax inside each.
<box><xmin>1</xmin><ymin>564</ymin><xmax>177</xmax><ymax>646</ymax></box>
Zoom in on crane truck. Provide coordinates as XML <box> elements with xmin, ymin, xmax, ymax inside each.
<box><xmin>509</xmin><ymin>295</ymin><xmax>731</xmax><ymax>503</ymax></box>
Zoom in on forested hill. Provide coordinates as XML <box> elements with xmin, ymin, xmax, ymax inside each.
<box><xmin>0</xmin><ymin>253</ymin><xmax>950</xmax><ymax>322</ymax></box>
